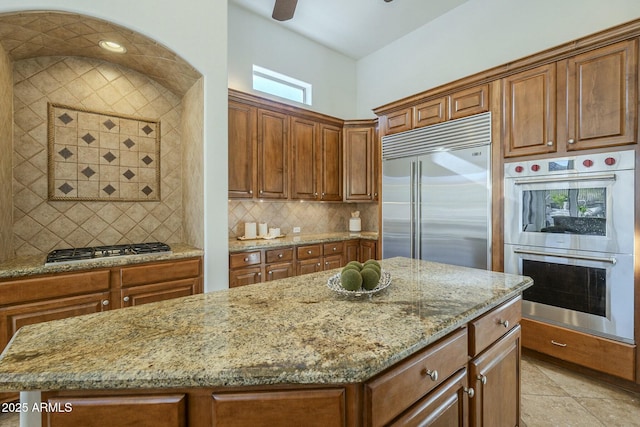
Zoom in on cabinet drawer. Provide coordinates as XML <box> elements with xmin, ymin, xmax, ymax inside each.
<box><xmin>0</xmin><ymin>270</ymin><xmax>110</xmax><ymax>306</ymax></box>
<box><xmin>365</xmin><ymin>328</ymin><xmax>468</xmax><ymax>427</ymax></box>
<box><xmin>229</xmin><ymin>251</ymin><xmax>262</xmax><ymax>269</ymax></box>
<box><xmin>212</xmin><ymin>388</ymin><xmax>345</xmax><ymax>427</ymax></box>
<box><xmin>121</xmin><ymin>258</ymin><xmax>201</xmax><ymax>287</ymax></box>
<box><xmin>323</xmin><ymin>242</ymin><xmax>344</xmax><ymax>255</ymax></box>
<box><xmin>469</xmin><ymin>296</ymin><xmax>521</xmax><ymax>356</ymax></box>
<box><xmin>297</xmin><ymin>244</ymin><xmax>322</xmax><ymax>260</ymax></box>
<box><xmin>265</xmin><ymin>247</ymin><xmax>294</xmax><ymax>264</ymax></box>
<box><xmin>521</xmin><ymin>318</ymin><xmax>635</xmax><ymax>381</ymax></box>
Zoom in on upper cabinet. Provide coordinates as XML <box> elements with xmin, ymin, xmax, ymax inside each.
<box><xmin>504</xmin><ymin>39</ymin><xmax>637</xmax><ymax>158</ymax></box>
<box><xmin>228</xmin><ymin>90</ymin><xmax>347</xmax><ymax>201</ymax></box>
<box><xmin>379</xmin><ymin>84</ymin><xmax>490</xmax><ymax>136</ymax></box>
<box><xmin>344</xmin><ymin>120</ymin><xmax>377</xmax><ymax>202</ymax></box>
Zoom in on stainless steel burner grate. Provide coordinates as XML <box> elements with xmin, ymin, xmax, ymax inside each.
<box><xmin>45</xmin><ymin>242</ymin><xmax>172</xmax><ymax>265</ymax></box>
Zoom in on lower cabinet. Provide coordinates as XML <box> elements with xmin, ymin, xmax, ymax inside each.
<box><xmin>211</xmin><ymin>389</ymin><xmax>346</xmax><ymax>427</ymax></box>
<box><xmin>469</xmin><ymin>326</ymin><xmax>521</xmax><ymax>427</ymax></box>
<box><xmin>45</xmin><ymin>394</ymin><xmax>187</xmax><ymax>427</ymax></box>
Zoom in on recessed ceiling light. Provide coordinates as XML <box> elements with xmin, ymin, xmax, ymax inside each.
<box><xmin>98</xmin><ymin>40</ymin><xmax>127</xmax><ymax>53</ymax></box>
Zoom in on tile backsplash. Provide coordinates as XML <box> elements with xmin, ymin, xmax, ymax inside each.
<box><xmin>228</xmin><ymin>200</ymin><xmax>378</xmax><ymax>237</ymax></box>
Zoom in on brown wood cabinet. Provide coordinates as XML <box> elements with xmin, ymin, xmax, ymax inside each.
<box><xmin>257</xmin><ymin>109</ymin><xmax>289</xmax><ymax>199</ymax></box>
<box><xmin>504</xmin><ymin>39</ymin><xmax>637</xmax><ymax>158</ymax></box>
<box><xmin>344</xmin><ymin>239</ymin><xmax>359</xmax><ymax>264</ymax></box>
<box><xmin>290</xmin><ymin>117</ymin><xmax>319</xmax><ymax>200</ymax></box>
<box><xmin>344</xmin><ymin>121</ymin><xmax>377</xmax><ymax>202</ymax></box>
<box><xmin>46</xmin><ymin>394</ymin><xmax>187</xmax><ymax>427</ymax></box>
<box><xmin>359</xmin><ymin>240</ymin><xmax>377</xmax><ymax>262</ymax></box>
<box><xmin>228</xmin><ymin>101</ymin><xmax>257</xmax><ymax>198</ymax></box>
<box><xmin>319</xmin><ymin>124</ymin><xmax>343</xmax><ymax>201</ymax></box>
<box><xmin>229</xmin><ymin>250</ymin><xmax>262</xmax><ymax>288</ymax></box>
<box><xmin>265</xmin><ymin>247</ymin><xmax>295</xmax><ymax>282</ymax></box>
<box><xmin>521</xmin><ymin>317</ymin><xmax>635</xmax><ymax>381</ymax></box>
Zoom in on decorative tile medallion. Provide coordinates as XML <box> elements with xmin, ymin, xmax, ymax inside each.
<box><xmin>48</xmin><ymin>103</ymin><xmax>161</xmax><ymax>201</ymax></box>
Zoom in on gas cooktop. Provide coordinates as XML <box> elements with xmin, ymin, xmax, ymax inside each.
<box><xmin>45</xmin><ymin>242</ymin><xmax>172</xmax><ymax>266</ymax></box>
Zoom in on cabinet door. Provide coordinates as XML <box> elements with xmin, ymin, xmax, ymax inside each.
<box><xmin>503</xmin><ymin>63</ymin><xmax>557</xmax><ymax>157</ymax></box>
<box><xmin>228</xmin><ymin>101</ymin><xmax>257</xmax><ymax>198</ymax></box>
<box><xmin>390</xmin><ymin>368</ymin><xmax>469</xmax><ymax>427</ymax></box>
<box><xmin>121</xmin><ymin>278</ymin><xmax>201</xmax><ymax>308</ymax></box>
<box><xmin>359</xmin><ymin>240</ymin><xmax>377</xmax><ymax>262</ymax></box>
<box><xmin>0</xmin><ymin>293</ymin><xmax>110</xmax><ymax>351</ymax></box>
<box><xmin>560</xmin><ymin>39</ymin><xmax>637</xmax><ymax>151</ymax></box>
<box><xmin>46</xmin><ymin>394</ymin><xmax>186</xmax><ymax>427</ymax></box>
<box><xmin>469</xmin><ymin>325</ymin><xmax>521</xmax><ymax>427</ymax></box>
<box><xmin>257</xmin><ymin>109</ymin><xmax>288</xmax><ymax>199</ymax></box>
<box><xmin>121</xmin><ymin>258</ymin><xmax>202</xmax><ymax>287</ymax></box>
<box><xmin>344</xmin><ymin>126</ymin><xmax>374</xmax><ymax>201</ymax></box>
<box><xmin>229</xmin><ymin>267</ymin><xmax>262</xmax><ymax>288</ymax></box>
<box><xmin>290</xmin><ymin>117</ymin><xmax>318</xmax><ymax>200</ymax></box>
<box><xmin>382</xmin><ymin>108</ymin><xmax>412</xmax><ymax>135</ymax></box>
<box><xmin>297</xmin><ymin>258</ymin><xmax>322</xmax><ymax>275</ymax></box>
<box><xmin>320</xmin><ymin>124</ymin><xmax>343</xmax><ymax>201</ymax></box>
<box><xmin>265</xmin><ymin>262</ymin><xmax>295</xmax><ymax>281</ymax></box>
<box><xmin>449</xmin><ymin>85</ymin><xmax>489</xmax><ymax>120</ymax></box>
<box><xmin>323</xmin><ymin>254</ymin><xmax>343</xmax><ymax>271</ymax></box>
<box><xmin>344</xmin><ymin>240</ymin><xmax>359</xmax><ymax>264</ymax></box>
<box><xmin>414</xmin><ymin>97</ymin><xmax>448</xmax><ymax>128</ymax></box>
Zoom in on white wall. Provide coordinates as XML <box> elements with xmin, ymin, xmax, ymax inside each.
<box><xmin>0</xmin><ymin>0</ymin><xmax>230</xmax><ymax>291</ymax></box>
<box><xmin>228</xmin><ymin>3</ymin><xmax>358</xmax><ymax>119</ymax></box>
<box><xmin>357</xmin><ymin>0</ymin><xmax>640</xmax><ymax>117</ymax></box>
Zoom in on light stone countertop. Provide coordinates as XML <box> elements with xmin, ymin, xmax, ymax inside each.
<box><xmin>0</xmin><ymin>243</ymin><xmax>204</xmax><ymax>280</ymax></box>
<box><xmin>229</xmin><ymin>231</ymin><xmax>378</xmax><ymax>252</ymax></box>
<box><xmin>0</xmin><ymin>257</ymin><xmax>532</xmax><ymax>392</ymax></box>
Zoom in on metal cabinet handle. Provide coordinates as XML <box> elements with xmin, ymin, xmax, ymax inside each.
<box><xmin>314</xmin><ymin>192</ymin><xmax>318</xmax><ymax>196</ymax></box>
<box><xmin>260</xmin><ymin>190</ymin><xmax>264</xmax><ymax>194</ymax></box>
<box><xmin>257</xmin><ymin>272</ymin><xmax>261</xmax><ymax>277</ymax></box>
<box><xmin>102</xmin><ymin>300</ymin><xmax>109</xmax><ymax>306</ymax></box>
<box><xmin>268</xmin><ymin>271</ymin><xmax>273</xmax><ymax>275</ymax></box>
<box><xmin>546</xmin><ymin>141</ymin><xmax>553</xmax><ymax>146</ymax></box>
<box><xmin>568</xmin><ymin>139</ymin><xmax>576</xmax><ymax>144</ymax></box>
<box><xmin>278</xmin><ymin>253</ymin><xmax>283</xmax><ymax>258</ymax></box>
<box><xmin>123</xmin><ymin>296</ymin><xmax>130</xmax><ymax>302</ymax></box>
<box><xmin>551</xmin><ymin>340</ymin><xmax>567</xmax><ymax>347</ymax></box>
<box><xmin>498</xmin><ymin>319</ymin><xmax>509</xmax><ymax>329</ymax></box>
<box><xmin>332</xmin><ymin>247</ymin><xmax>337</xmax><ymax>251</ymax></box>
<box><xmin>249</xmin><ymin>190</ymin><xmax>253</xmax><ymax>194</ymax></box>
<box><xmin>477</xmin><ymin>374</ymin><xmax>487</xmax><ymax>385</ymax></box>
<box><xmin>464</xmin><ymin>387</ymin><xmax>475</xmax><ymax>398</ymax></box>
<box><xmin>244</xmin><ymin>257</ymin><xmax>249</xmax><ymax>262</ymax></box>
<box><xmin>422</xmin><ymin>369</ymin><xmax>438</xmax><ymax>382</ymax></box>
<box><xmin>307</xmin><ymin>250</ymin><xmax>312</xmax><ymax>254</ymax></box>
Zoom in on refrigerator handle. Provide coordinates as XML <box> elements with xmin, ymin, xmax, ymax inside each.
<box><xmin>417</xmin><ymin>160</ymin><xmax>423</xmax><ymax>260</ymax></box>
<box><xmin>410</xmin><ymin>161</ymin><xmax>416</xmax><ymax>258</ymax></box>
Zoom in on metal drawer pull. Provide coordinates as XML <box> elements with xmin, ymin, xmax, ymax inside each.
<box><xmin>551</xmin><ymin>340</ymin><xmax>567</xmax><ymax>347</ymax></box>
<box><xmin>498</xmin><ymin>319</ymin><xmax>509</xmax><ymax>329</ymax></box>
<box><xmin>278</xmin><ymin>253</ymin><xmax>283</xmax><ymax>258</ymax></box>
<box><xmin>477</xmin><ymin>374</ymin><xmax>487</xmax><ymax>385</ymax></box>
<box><xmin>102</xmin><ymin>300</ymin><xmax>109</xmax><ymax>306</ymax></box>
<box><xmin>514</xmin><ymin>173</ymin><xmax>616</xmax><ymax>185</ymax></box>
<box><xmin>464</xmin><ymin>387</ymin><xmax>475</xmax><ymax>398</ymax></box>
<box><xmin>244</xmin><ymin>257</ymin><xmax>249</xmax><ymax>262</ymax></box>
<box><xmin>123</xmin><ymin>296</ymin><xmax>130</xmax><ymax>302</ymax></box>
<box><xmin>307</xmin><ymin>250</ymin><xmax>312</xmax><ymax>254</ymax></box>
<box><xmin>422</xmin><ymin>369</ymin><xmax>438</xmax><ymax>382</ymax></box>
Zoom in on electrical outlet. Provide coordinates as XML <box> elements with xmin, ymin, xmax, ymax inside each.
<box><xmin>293</xmin><ymin>227</ymin><xmax>301</xmax><ymax>233</ymax></box>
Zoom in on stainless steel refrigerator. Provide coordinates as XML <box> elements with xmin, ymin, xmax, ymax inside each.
<box><xmin>381</xmin><ymin>112</ymin><xmax>492</xmax><ymax>269</ymax></box>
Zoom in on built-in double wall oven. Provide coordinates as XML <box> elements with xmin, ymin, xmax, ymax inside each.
<box><xmin>504</xmin><ymin>150</ymin><xmax>635</xmax><ymax>344</ymax></box>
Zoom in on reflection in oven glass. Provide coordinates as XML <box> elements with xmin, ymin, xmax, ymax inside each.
<box><xmin>522</xmin><ymin>187</ymin><xmax>606</xmax><ymax>235</ymax></box>
<box><xmin>522</xmin><ymin>260</ymin><xmax>606</xmax><ymax>317</ymax></box>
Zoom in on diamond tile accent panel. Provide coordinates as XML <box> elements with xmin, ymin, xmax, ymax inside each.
<box><xmin>10</xmin><ymin>55</ymin><xmax>187</xmax><ymax>256</ymax></box>
<box><xmin>48</xmin><ymin>103</ymin><xmax>160</xmax><ymax>201</ymax></box>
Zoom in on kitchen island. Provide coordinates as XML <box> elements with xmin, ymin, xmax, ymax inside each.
<box><xmin>0</xmin><ymin>257</ymin><xmax>532</xmax><ymax>427</ymax></box>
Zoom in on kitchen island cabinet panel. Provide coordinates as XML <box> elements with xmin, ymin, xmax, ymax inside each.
<box><xmin>46</xmin><ymin>394</ymin><xmax>187</xmax><ymax>427</ymax></box>
<box><xmin>365</xmin><ymin>328</ymin><xmax>468</xmax><ymax>427</ymax></box>
<box><xmin>211</xmin><ymin>388</ymin><xmax>346</xmax><ymax>427</ymax></box>
<box><xmin>469</xmin><ymin>296</ymin><xmax>521</xmax><ymax>357</ymax></box>
<box><xmin>469</xmin><ymin>325</ymin><xmax>521</xmax><ymax>427</ymax></box>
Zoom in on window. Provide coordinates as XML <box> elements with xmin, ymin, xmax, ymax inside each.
<box><xmin>252</xmin><ymin>65</ymin><xmax>312</xmax><ymax>106</ymax></box>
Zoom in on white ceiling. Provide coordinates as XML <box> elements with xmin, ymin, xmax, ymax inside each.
<box><xmin>230</xmin><ymin>0</ymin><xmax>469</xmax><ymax>59</ymax></box>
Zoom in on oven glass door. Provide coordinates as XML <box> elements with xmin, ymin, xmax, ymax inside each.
<box><xmin>505</xmin><ymin>169</ymin><xmax>634</xmax><ymax>253</ymax></box>
<box><xmin>506</xmin><ymin>246</ymin><xmax>634</xmax><ymax>344</ymax></box>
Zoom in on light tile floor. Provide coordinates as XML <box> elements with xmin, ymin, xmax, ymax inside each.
<box><xmin>521</xmin><ymin>353</ymin><xmax>640</xmax><ymax>426</ymax></box>
<box><xmin>0</xmin><ymin>354</ymin><xmax>638</xmax><ymax>426</ymax></box>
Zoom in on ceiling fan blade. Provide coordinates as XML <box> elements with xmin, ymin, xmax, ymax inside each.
<box><xmin>272</xmin><ymin>0</ymin><xmax>298</xmax><ymax>21</ymax></box>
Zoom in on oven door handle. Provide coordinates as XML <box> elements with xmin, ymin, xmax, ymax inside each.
<box><xmin>513</xmin><ymin>248</ymin><xmax>617</xmax><ymax>265</ymax></box>
<box><xmin>513</xmin><ymin>173</ymin><xmax>616</xmax><ymax>185</ymax></box>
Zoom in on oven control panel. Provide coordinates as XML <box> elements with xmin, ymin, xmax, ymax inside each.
<box><xmin>505</xmin><ymin>150</ymin><xmax>635</xmax><ymax>177</ymax></box>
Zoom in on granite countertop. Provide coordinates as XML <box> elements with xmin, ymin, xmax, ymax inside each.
<box><xmin>0</xmin><ymin>243</ymin><xmax>204</xmax><ymax>280</ymax></box>
<box><xmin>229</xmin><ymin>231</ymin><xmax>379</xmax><ymax>252</ymax></box>
<box><xmin>0</xmin><ymin>257</ymin><xmax>532</xmax><ymax>392</ymax></box>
